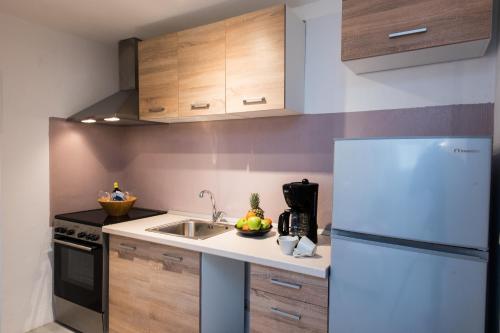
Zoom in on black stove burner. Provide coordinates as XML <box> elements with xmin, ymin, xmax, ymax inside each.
<box><xmin>54</xmin><ymin>207</ymin><xmax>167</xmax><ymax>227</ymax></box>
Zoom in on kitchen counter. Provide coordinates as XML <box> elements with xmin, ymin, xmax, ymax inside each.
<box><xmin>103</xmin><ymin>211</ymin><xmax>330</xmax><ymax>278</ymax></box>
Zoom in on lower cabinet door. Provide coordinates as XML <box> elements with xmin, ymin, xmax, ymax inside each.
<box><xmin>249</xmin><ymin>288</ymin><xmax>327</xmax><ymax>333</ymax></box>
<box><xmin>109</xmin><ymin>236</ymin><xmax>151</xmax><ymax>333</ymax></box>
<box><xmin>148</xmin><ymin>244</ymin><xmax>201</xmax><ymax>333</ymax></box>
<box><xmin>109</xmin><ymin>235</ymin><xmax>201</xmax><ymax>333</ymax></box>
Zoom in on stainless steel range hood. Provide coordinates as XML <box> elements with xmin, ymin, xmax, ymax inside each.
<box><xmin>68</xmin><ymin>38</ymin><xmax>154</xmax><ymax>126</ymax></box>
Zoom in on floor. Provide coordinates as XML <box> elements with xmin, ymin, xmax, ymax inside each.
<box><xmin>28</xmin><ymin>323</ymin><xmax>74</xmax><ymax>333</ymax></box>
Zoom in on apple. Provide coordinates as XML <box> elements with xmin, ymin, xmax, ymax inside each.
<box><xmin>247</xmin><ymin>216</ymin><xmax>262</xmax><ymax>230</ymax></box>
<box><xmin>261</xmin><ymin>218</ymin><xmax>272</xmax><ymax>229</ymax></box>
<box><xmin>236</xmin><ymin>218</ymin><xmax>247</xmax><ymax>229</ymax></box>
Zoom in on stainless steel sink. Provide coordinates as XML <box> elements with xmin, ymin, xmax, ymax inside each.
<box><xmin>146</xmin><ymin>219</ymin><xmax>232</xmax><ymax>240</ymax></box>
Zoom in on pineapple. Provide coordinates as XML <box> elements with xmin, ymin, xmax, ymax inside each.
<box><xmin>249</xmin><ymin>193</ymin><xmax>265</xmax><ymax>219</ymax></box>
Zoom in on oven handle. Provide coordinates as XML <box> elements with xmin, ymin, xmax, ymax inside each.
<box><xmin>53</xmin><ymin>239</ymin><xmax>95</xmax><ymax>252</ymax></box>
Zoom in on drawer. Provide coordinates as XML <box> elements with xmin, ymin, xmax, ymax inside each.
<box><xmin>342</xmin><ymin>0</ymin><xmax>492</xmax><ymax>61</ymax></box>
<box><xmin>250</xmin><ymin>264</ymin><xmax>328</xmax><ymax>308</ymax></box>
<box><xmin>109</xmin><ymin>235</ymin><xmax>151</xmax><ymax>259</ymax></box>
<box><xmin>249</xmin><ymin>289</ymin><xmax>327</xmax><ymax>333</ymax></box>
<box><xmin>149</xmin><ymin>242</ymin><xmax>200</xmax><ymax>275</ymax></box>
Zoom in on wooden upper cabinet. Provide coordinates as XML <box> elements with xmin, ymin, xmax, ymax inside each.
<box><xmin>178</xmin><ymin>22</ymin><xmax>226</xmax><ymax>117</ymax></box>
<box><xmin>342</xmin><ymin>0</ymin><xmax>493</xmax><ymax>73</ymax></box>
<box><xmin>225</xmin><ymin>5</ymin><xmax>285</xmax><ymax>114</ymax></box>
<box><xmin>138</xmin><ymin>33</ymin><xmax>179</xmax><ymax>120</ymax></box>
<box><xmin>138</xmin><ymin>4</ymin><xmax>305</xmax><ymax>122</ymax></box>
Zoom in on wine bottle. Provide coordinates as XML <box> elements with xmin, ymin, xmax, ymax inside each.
<box><xmin>111</xmin><ymin>181</ymin><xmax>125</xmax><ymax>201</ymax></box>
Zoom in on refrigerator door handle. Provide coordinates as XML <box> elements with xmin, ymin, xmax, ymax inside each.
<box><xmin>332</xmin><ymin>229</ymin><xmax>488</xmax><ymax>262</ymax></box>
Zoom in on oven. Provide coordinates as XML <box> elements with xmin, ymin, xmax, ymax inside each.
<box><xmin>52</xmin><ymin>208</ymin><xmax>165</xmax><ymax>333</ymax></box>
<box><xmin>53</xmin><ymin>219</ymin><xmax>108</xmax><ymax>333</ymax></box>
<box><xmin>54</xmin><ymin>235</ymin><xmax>103</xmax><ymax>311</ymax></box>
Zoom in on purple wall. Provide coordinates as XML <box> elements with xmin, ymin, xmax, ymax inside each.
<box><xmin>50</xmin><ymin>104</ymin><xmax>493</xmax><ymax>228</ymax></box>
<box><xmin>49</xmin><ymin>119</ymin><xmax>127</xmax><ymax>217</ymax></box>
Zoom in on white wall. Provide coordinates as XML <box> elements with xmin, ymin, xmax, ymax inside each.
<box><xmin>299</xmin><ymin>4</ymin><xmax>497</xmax><ymax>114</ymax></box>
<box><xmin>0</xmin><ymin>13</ymin><xmax>117</xmax><ymax>333</ymax></box>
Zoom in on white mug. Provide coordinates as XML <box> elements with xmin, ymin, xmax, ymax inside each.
<box><xmin>293</xmin><ymin>236</ymin><xmax>317</xmax><ymax>257</ymax></box>
<box><xmin>277</xmin><ymin>236</ymin><xmax>299</xmax><ymax>255</ymax></box>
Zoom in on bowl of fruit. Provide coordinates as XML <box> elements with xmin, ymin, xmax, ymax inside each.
<box><xmin>98</xmin><ymin>182</ymin><xmax>136</xmax><ymax>217</ymax></box>
<box><xmin>235</xmin><ymin>193</ymin><xmax>273</xmax><ymax>236</ymax></box>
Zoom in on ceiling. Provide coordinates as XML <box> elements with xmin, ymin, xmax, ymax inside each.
<box><xmin>0</xmin><ymin>0</ymin><xmax>322</xmax><ymax>44</ymax></box>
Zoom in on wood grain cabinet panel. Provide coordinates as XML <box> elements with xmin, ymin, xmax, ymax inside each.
<box><xmin>342</xmin><ymin>0</ymin><xmax>493</xmax><ymax>72</ymax></box>
<box><xmin>250</xmin><ymin>264</ymin><xmax>328</xmax><ymax>308</ymax></box>
<box><xmin>249</xmin><ymin>264</ymin><xmax>329</xmax><ymax>333</ymax></box>
<box><xmin>138</xmin><ymin>4</ymin><xmax>304</xmax><ymax>122</ymax></box>
<box><xmin>109</xmin><ymin>235</ymin><xmax>200</xmax><ymax>333</ymax></box>
<box><xmin>250</xmin><ymin>289</ymin><xmax>328</xmax><ymax>333</ymax></box>
<box><xmin>139</xmin><ymin>33</ymin><xmax>179</xmax><ymax>120</ymax></box>
<box><xmin>178</xmin><ymin>21</ymin><xmax>226</xmax><ymax>117</ymax></box>
<box><xmin>225</xmin><ymin>5</ymin><xmax>285</xmax><ymax>114</ymax></box>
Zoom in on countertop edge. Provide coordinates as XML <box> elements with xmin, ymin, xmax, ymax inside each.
<box><xmin>103</xmin><ymin>227</ymin><xmax>329</xmax><ymax>279</ymax></box>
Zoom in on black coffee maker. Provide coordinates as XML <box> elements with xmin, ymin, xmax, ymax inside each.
<box><xmin>278</xmin><ymin>179</ymin><xmax>319</xmax><ymax>243</ymax></box>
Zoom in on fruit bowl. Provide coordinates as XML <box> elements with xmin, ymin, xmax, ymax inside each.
<box><xmin>98</xmin><ymin>196</ymin><xmax>137</xmax><ymax>217</ymax></box>
<box><xmin>235</xmin><ymin>224</ymin><xmax>273</xmax><ymax>237</ymax></box>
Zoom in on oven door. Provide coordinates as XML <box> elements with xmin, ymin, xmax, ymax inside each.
<box><xmin>53</xmin><ymin>235</ymin><xmax>103</xmax><ymax>312</ymax></box>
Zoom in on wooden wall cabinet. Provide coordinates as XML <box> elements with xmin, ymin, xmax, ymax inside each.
<box><xmin>225</xmin><ymin>5</ymin><xmax>304</xmax><ymax>118</ymax></box>
<box><xmin>178</xmin><ymin>21</ymin><xmax>226</xmax><ymax>118</ymax></box>
<box><xmin>138</xmin><ymin>4</ymin><xmax>305</xmax><ymax>123</ymax></box>
<box><xmin>342</xmin><ymin>0</ymin><xmax>493</xmax><ymax>73</ymax></box>
<box><xmin>109</xmin><ymin>235</ymin><xmax>200</xmax><ymax>333</ymax></box>
<box><xmin>138</xmin><ymin>33</ymin><xmax>179</xmax><ymax>120</ymax></box>
<box><xmin>249</xmin><ymin>264</ymin><xmax>328</xmax><ymax>333</ymax></box>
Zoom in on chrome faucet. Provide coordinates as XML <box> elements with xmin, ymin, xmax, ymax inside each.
<box><xmin>199</xmin><ymin>190</ymin><xmax>225</xmax><ymax>223</ymax></box>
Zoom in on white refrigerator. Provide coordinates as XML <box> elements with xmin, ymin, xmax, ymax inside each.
<box><xmin>330</xmin><ymin>137</ymin><xmax>491</xmax><ymax>333</ymax></box>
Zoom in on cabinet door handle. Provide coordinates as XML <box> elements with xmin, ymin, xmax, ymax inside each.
<box><xmin>270</xmin><ymin>307</ymin><xmax>301</xmax><ymax>321</ymax></box>
<box><xmin>389</xmin><ymin>27</ymin><xmax>427</xmax><ymax>39</ymax></box>
<box><xmin>118</xmin><ymin>244</ymin><xmax>136</xmax><ymax>251</ymax></box>
<box><xmin>270</xmin><ymin>278</ymin><xmax>302</xmax><ymax>290</ymax></box>
<box><xmin>243</xmin><ymin>97</ymin><xmax>267</xmax><ymax>105</ymax></box>
<box><xmin>162</xmin><ymin>253</ymin><xmax>183</xmax><ymax>262</ymax></box>
<box><xmin>191</xmin><ymin>103</ymin><xmax>210</xmax><ymax>110</ymax></box>
<box><xmin>148</xmin><ymin>107</ymin><xmax>165</xmax><ymax>113</ymax></box>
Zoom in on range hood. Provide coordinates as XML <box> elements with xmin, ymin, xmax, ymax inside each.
<box><xmin>68</xmin><ymin>38</ymin><xmax>154</xmax><ymax>126</ymax></box>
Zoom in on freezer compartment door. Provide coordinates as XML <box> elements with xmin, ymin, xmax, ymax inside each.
<box><xmin>329</xmin><ymin>237</ymin><xmax>487</xmax><ymax>333</ymax></box>
<box><xmin>333</xmin><ymin>137</ymin><xmax>491</xmax><ymax>249</ymax></box>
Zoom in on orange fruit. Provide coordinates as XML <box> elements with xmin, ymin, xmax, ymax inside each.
<box><xmin>242</xmin><ymin>224</ymin><xmax>250</xmax><ymax>231</ymax></box>
<box><xmin>245</xmin><ymin>211</ymin><xmax>256</xmax><ymax>219</ymax></box>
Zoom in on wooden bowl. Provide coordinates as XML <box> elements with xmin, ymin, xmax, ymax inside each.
<box><xmin>98</xmin><ymin>196</ymin><xmax>137</xmax><ymax>217</ymax></box>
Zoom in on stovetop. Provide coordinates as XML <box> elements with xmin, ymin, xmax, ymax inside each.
<box><xmin>54</xmin><ymin>207</ymin><xmax>167</xmax><ymax>227</ymax></box>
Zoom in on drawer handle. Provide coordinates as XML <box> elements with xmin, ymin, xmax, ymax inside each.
<box><xmin>270</xmin><ymin>307</ymin><xmax>301</xmax><ymax>321</ymax></box>
<box><xmin>270</xmin><ymin>278</ymin><xmax>302</xmax><ymax>290</ymax></box>
<box><xmin>148</xmin><ymin>107</ymin><xmax>165</xmax><ymax>113</ymax></box>
<box><xmin>389</xmin><ymin>27</ymin><xmax>427</xmax><ymax>39</ymax></box>
<box><xmin>118</xmin><ymin>244</ymin><xmax>136</xmax><ymax>251</ymax></box>
<box><xmin>191</xmin><ymin>102</ymin><xmax>210</xmax><ymax>110</ymax></box>
<box><xmin>243</xmin><ymin>97</ymin><xmax>266</xmax><ymax>105</ymax></box>
<box><xmin>162</xmin><ymin>253</ymin><xmax>183</xmax><ymax>262</ymax></box>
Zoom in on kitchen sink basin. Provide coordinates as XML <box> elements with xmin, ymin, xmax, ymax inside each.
<box><xmin>146</xmin><ymin>219</ymin><xmax>231</xmax><ymax>240</ymax></box>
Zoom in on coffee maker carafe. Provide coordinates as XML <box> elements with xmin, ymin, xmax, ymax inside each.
<box><xmin>278</xmin><ymin>179</ymin><xmax>319</xmax><ymax>243</ymax></box>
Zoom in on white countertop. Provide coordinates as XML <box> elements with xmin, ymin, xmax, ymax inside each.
<box><xmin>103</xmin><ymin>211</ymin><xmax>331</xmax><ymax>278</ymax></box>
